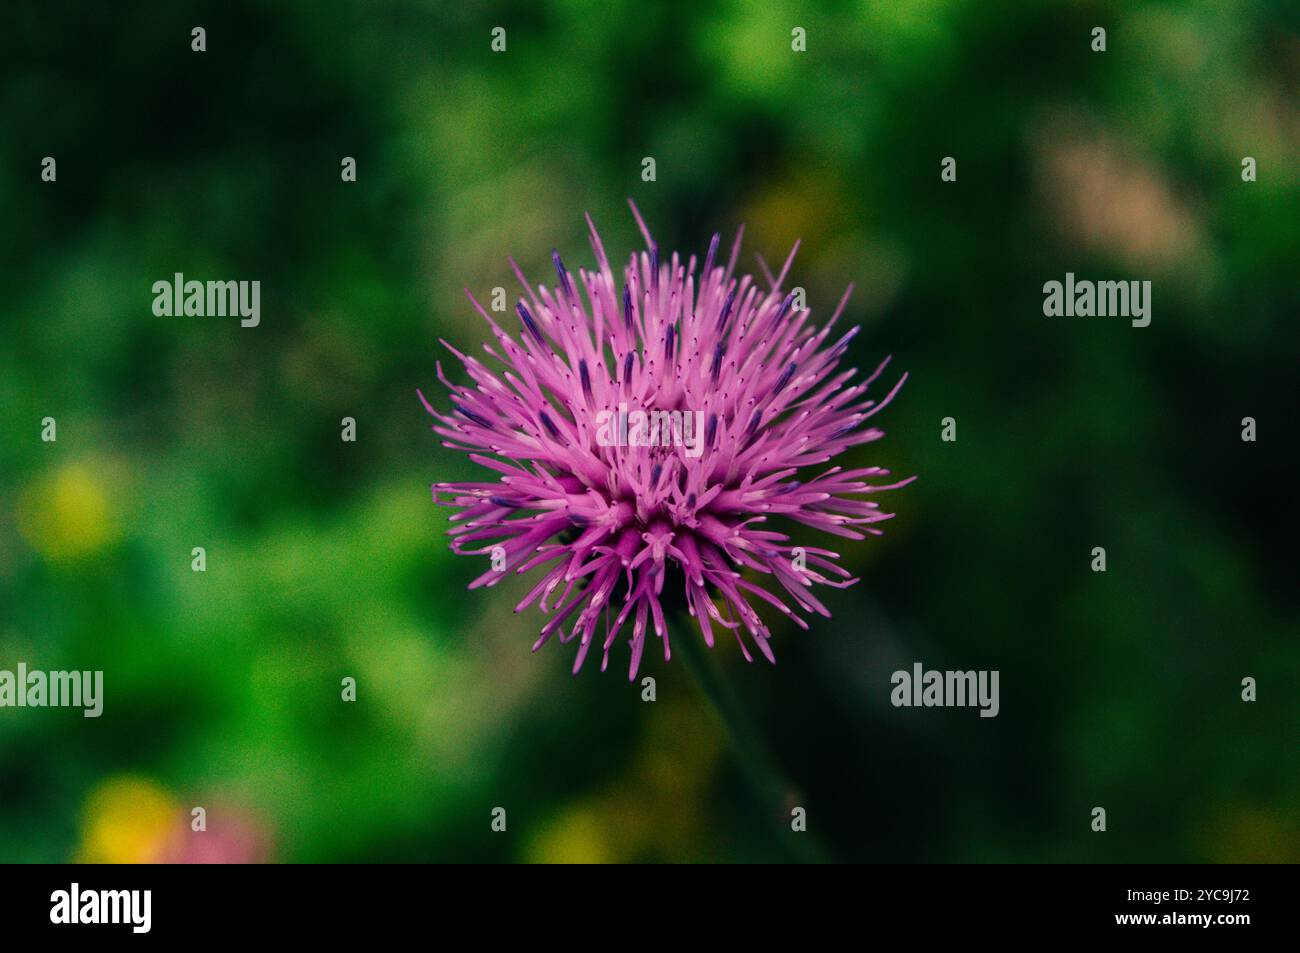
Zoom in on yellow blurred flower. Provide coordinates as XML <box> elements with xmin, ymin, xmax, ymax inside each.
<box><xmin>525</xmin><ymin>700</ymin><xmax>726</xmax><ymax>863</ymax></box>
<box><xmin>77</xmin><ymin>777</ymin><xmax>180</xmax><ymax>864</ymax></box>
<box><xmin>526</xmin><ymin>807</ymin><xmax>615</xmax><ymax>864</ymax></box>
<box><xmin>1201</xmin><ymin>806</ymin><xmax>1300</xmax><ymax>864</ymax></box>
<box><xmin>18</xmin><ymin>463</ymin><xmax>117</xmax><ymax>562</ymax></box>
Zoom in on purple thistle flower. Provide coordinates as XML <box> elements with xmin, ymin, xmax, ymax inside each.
<box><xmin>420</xmin><ymin>202</ymin><xmax>913</xmax><ymax>679</ymax></box>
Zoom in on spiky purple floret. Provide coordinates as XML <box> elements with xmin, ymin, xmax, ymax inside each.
<box><xmin>421</xmin><ymin>201</ymin><xmax>912</xmax><ymax>678</ymax></box>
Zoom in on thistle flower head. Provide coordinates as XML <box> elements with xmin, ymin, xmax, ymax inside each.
<box><xmin>422</xmin><ymin>202</ymin><xmax>912</xmax><ymax>678</ymax></box>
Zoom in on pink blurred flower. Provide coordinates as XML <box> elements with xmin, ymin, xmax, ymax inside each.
<box><xmin>156</xmin><ymin>807</ymin><xmax>271</xmax><ymax>864</ymax></box>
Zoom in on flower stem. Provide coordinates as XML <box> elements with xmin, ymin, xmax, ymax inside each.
<box><xmin>672</xmin><ymin>624</ymin><xmax>833</xmax><ymax>863</ymax></box>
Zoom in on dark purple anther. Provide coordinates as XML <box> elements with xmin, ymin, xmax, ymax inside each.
<box><xmin>716</xmin><ymin>288</ymin><xmax>736</xmax><ymax>334</ymax></box>
<box><xmin>539</xmin><ymin>411</ymin><xmax>561</xmax><ymax>439</ymax></box>
<box><xmin>829</xmin><ymin>326</ymin><xmax>859</xmax><ymax>359</ymax></box>
<box><xmin>776</xmin><ymin>291</ymin><xmax>796</xmax><ymax>323</ymax></box>
<box><xmin>517</xmin><ymin>301</ymin><xmax>544</xmax><ymax>345</ymax></box>
<box><xmin>774</xmin><ymin>361</ymin><xmax>796</xmax><ymax>395</ymax></box>
<box><xmin>553</xmin><ymin>249</ymin><xmax>573</xmax><ymax>299</ymax></box>
<box><xmin>454</xmin><ymin>403</ymin><xmax>491</xmax><ymax>429</ymax></box>
<box><xmin>703</xmin><ymin>233</ymin><xmax>720</xmax><ymax>277</ymax></box>
<box><xmin>579</xmin><ymin>359</ymin><xmax>593</xmax><ymax>401</ymax></box>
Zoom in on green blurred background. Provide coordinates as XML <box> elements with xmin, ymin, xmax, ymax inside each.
<box><xmin>2</xmin><ymin>0</ymin><xmax>1296</xmax><ymax>863</ymax></box>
